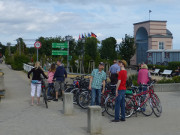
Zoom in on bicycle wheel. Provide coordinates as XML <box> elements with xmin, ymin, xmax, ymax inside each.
<box><xmin>70</xmin><ymin>88</ymin><xmax>79</xmax><ymax>104</ymax></box>
<box><xmin>101</xmin><ymin>94</ymin><xmax>106</xmax><ymax>113</ymax></box>
<box><xmin>151</xmin><ymin>94</ymin><xmax>162</xmax><ymax>117</ymax></box>
<box><xmin>78</xmin><ymin>90</ymin><xmax>91</xmax><ymax>109</ymax></box>
<box><xmin>124</xmin><ymin>96</ymin><xmax>134</xmax><ymax>118</ymax></box>
<box><xmin>105</xmin><ymin>96</ymin><xmax>115</xmax><ymax>117</ymax></box>
<box><xmin>42</xmin><ymin>88</ymin><xmax>48</xmax><ymax>109</ymax></box>
<box><xmin>141</xmin><ymin>96</ymin><xmax>153</xmax><ymax>116</ymax></box>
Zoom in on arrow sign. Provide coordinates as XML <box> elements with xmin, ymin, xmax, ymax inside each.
<box><xmin>52</xmin><ymin>50</ymin><xmax>68</xmax><ymax>55</ymax></box>
<box><xmin>52</xmin><ymin>42</ymin><xmax>68</xmax><ymax>48</ymax></box>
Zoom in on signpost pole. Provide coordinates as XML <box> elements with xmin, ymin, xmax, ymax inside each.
<box><xmin>37</xmin><ymin>49</ymin><xmax>38</xmax><ymax>62</ymax></box>
<box><xmin>67</xmin><ymin>41</ymin><xmax>69</xmax><ymax>73</ymax></box>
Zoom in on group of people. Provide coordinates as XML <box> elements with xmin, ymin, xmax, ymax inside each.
<box><xmin>27</xmin><ymin>59</ymin><xmax>152</xmax><ymax>123</ymax></box>
<box><xmin>28</xmin><ymin>60</ymin><xmax>67</xmax><ymax>106</ymax></box>
<box><xmin>89</xmin><ymin>60</ymin><xmax>128</xmax><ymax>122</ymax></box>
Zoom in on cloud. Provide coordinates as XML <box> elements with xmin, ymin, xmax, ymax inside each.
<box><xmin>0</xmin><ymin>0</ymin><xmax>180</xmax><ymax>49</ymax></box>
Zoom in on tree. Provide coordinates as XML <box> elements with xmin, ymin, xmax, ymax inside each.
<box><xmin>119</xmin><ymin>34</ymin><xmax>135</xmax><ymax>65</ymax></box>
<box><xmin>85</xmin><ymin>37</ymin><xmax>99</xmax><ymax>60</ymax></box>
<box><xmin>100</xmin><ymin>37</ymin><xmax>117</xmax><ymax>61</ymax></box>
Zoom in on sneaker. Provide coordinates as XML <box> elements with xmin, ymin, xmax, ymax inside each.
<box><xmin>53</xmin><ymin>99</ymin><xmax>58</xmax><ymax>102</ymax></box>
<box><xmin>120</xmin><ymin>118</ymin><xmax>126</xmax><ymax>122</ymax></box>
<box><xmin>111</xmin><ymin>119</ymin><xmax>120</xmax><ymax>122</ymax></box>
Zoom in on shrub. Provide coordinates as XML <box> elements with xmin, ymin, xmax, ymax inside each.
<box><xmin>157</xmin><ymin>77</ymin><xmax>174</xmax><ymax>84</ymax></box>
<box><xmin>147</xmin><ymin>64</ymin><xmax>167</xmax><ymax>72</ymax></box>
<box><xmin>127</xmin><ymin>74</ymin><xmax>138</xmax><ymax>87</ymax></box>
<box><xmin>167</xmin><ymin>62</ymin><xmax>180</xmax><ymax>71</ymax></box>
<box><xmin>11</xmin><ymin>54</ymin><xmax>29</xmax><ymax>70</ymax></box>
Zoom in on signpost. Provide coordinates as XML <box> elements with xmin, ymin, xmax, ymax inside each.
<box><xmin>52</xmin><ymin>42</ymin><xmax>68</xmax><ymax>48</ymax></box>
<box><xmin>34</xmin><ymin>41</ymin><xmax>42</xmax><ymax>61</ymax></box>
<box><xmin>52</xmin><ymin>50</ymin><xmax>68</xmax><ymax>55</ymax></box>
<box><xmin>52</xmin><ymin>41</ymin><xmax>70</xmax><ymax>72</ymax></box>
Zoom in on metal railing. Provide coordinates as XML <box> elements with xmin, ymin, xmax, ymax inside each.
<box><xmin>23</xmin><ymin>63</ymin><xmax>34</xmax><ymax>72</ymax></box>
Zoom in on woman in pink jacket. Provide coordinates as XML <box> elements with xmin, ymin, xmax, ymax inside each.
<box><xmin>138</xmin><ymin>64</ymin><xmax>152</xmax><ymax>92</ymax></box>
<box><xmin>47</xmin><ymin>63</ymin><xmax>56</xmax><ymax>99</ymax></box>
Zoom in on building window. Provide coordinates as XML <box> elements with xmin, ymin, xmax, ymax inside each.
<box><xmin>159</xmin><ymin>42</ymin><xmax>164</xmax><ymax>50</ymax></box>
<box><xmin>148</xmin><ymin>52</ymin><xmax>152</xmax><ymax>57</ymax></box>
<box><xmin>165</xmin><ymin>52</ymin><xmax>169</xmax><ymax>58</ymax></box>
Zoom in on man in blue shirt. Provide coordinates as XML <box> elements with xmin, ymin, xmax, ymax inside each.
<box><xmin>109</xmin><ymin>60</ymin><xmax>120</xmax><ymax>85</ymax></box>
<box><xmin>89</xmin><ymin>62</ymin><xmax>106</xmax><ymax>105</ymax></box>
<box><xmin>53</xmin><ymin>60</ymin><xmax>67</xmax><ymax>101</ymax></box>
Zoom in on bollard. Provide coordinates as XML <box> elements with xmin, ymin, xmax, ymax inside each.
<box><xmin>0</xmin><ymin>72</ymin><xmax>5</xmax><ymax>90</ymax></box>
<box><xmin>87</xmin><ymin>106</ymin><xmax>102</xmax><ymax>134</ymax></box>
<box><xmin>63</xmin><ymin>93</ymin><xmax>73</xmax><ymax>115</ymax></box>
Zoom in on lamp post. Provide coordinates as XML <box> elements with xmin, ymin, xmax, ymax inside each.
<box><xmin>65</xmin><ymin>35</ymin><xmax>72</xmax><ymax>73</ymax></box>
<box><xmin>82</xmin><ymin>38</ymin><xmax>85</xmax><ymax>74</ymax></box>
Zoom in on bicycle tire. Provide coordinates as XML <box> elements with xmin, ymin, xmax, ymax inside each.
<box><xmin>124</xmin><ymin>96</ymin><xmax>134</xmax><ymax>118</ymax></box>
<box><xmin>151</xmin><ymin>94</ymin><xmax>162</xmax><ymax>117</ymax></box>
<box><xmin>141</xmin><ymin>96</ymin><xmax>153</xmax><ymax>116</ymax></box>
<box><xmin>101</xmin><ymin>94</ymin><xmax>106</xmax><ymax>113</ymax></box>
<box><xmin>70</xmin><ymin>88</ymin><xmax>79</xmax><ymax>104</ymax></box>
<box><xmin>105</xmin><ymin>96</ymin><xmax>115</xmax><ymax>117</ymax></box>
<box><xmin>43</xmin><ymin>88</ymin><xmax>48</xmax><ymax>109</ymax></box>
<box><xmin>78</xmin><ymin>90</ymin><xmax>91</xmax><ymax>109</ymax></box>
<box><xmin>105</xmin><ymin>96</ymin><xmax>135</xmax><ymax>118</ymax></box>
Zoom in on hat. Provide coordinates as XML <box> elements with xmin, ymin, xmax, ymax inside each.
<box><xmin>141</xmin><ymin>64</ymin><xmax>148</xmax><ymax>69</ymax></box>
<box><xmin>119</xmin><ymin>60</ymin><xmax>127</xmax><ymax>67</ymax></box>
<box><xmin>99</xmin><ymin>62</ymin><xmax>104</xmax><ymax>66</ymax></box>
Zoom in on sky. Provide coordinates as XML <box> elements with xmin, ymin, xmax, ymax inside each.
<box><xmin>0</xmin><ymin>0</ymin><xmax>180</xmax><ymax>49</ymax></box>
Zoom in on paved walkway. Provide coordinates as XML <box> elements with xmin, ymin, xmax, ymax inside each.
<box><xmin>0</xmin><ymin>63</ymin><xmax>180</xmax><ymax>135</ymax></box>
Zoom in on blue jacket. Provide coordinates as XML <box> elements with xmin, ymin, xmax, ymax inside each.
<box><xmin>53</xmin><ymin>66</ymin><xmax>67</xmax><ymax>82</ymax></box>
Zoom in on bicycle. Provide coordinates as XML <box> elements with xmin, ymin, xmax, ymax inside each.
<box><xmin>126</xmin><ymin>81</ymin><xmax>162</xmax><ymax>117</ymax></box>
<box><xmin>41</xmin><ymin>78</ymin><xmax>48</xmax><ymax>108</ymax></box>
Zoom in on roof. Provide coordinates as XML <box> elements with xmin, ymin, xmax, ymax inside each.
<box><xmin>147</xmin><ymin>49</ymin><xmax>180</xmax><ymax>53</ymax></box>
<box><xmin>134</xmin><ymin>20</ymin><xmax>167</xmax><ymax>25</ymax></box>
<box><xmin>147</xmin><ymin>50</ymin><xmax>164</xmax><ymax>52</ymax></box>
<box><xmin>149</xmin><ymin>29</ymin><xmax>173</xmax><ymax>39</ymax></box>
<box><xmin>149</xmin><ymin>34</ymin><xmax>173</xmax><ymax>38</ymax></box>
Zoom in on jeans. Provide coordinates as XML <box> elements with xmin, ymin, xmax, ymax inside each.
<box><xmin>139</xmin><ymin>85</ymin><xmax>147</xmax><ymax>111</ymax></box>
<box><xmin>91</xmin><ymin>88</ymin><xmax>101</xmax><ymax>106</ymax></box>
<box><xmin>115</xmin><ymin>90</ymin><xmax>126</xmax><ymax>120</ymax></box>
<box><xmin>47</xmin><ymin>83</ymin><xmax>54</xmax><ymax>97</ymax></box>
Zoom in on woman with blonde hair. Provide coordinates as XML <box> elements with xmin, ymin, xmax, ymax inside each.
<box><xmin>28</xmin><ymin>61</ymin><xmax>48</xmax><ymax>106</ymax></box>
<box><xmin>47</xmin><ymin>63</ymin><xmax>56</xmax><ymax>99</ymax></box>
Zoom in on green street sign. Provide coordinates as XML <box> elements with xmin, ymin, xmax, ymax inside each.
<box><xmin>52</xmin><ymin>50</ymin><xmax>68</xmax><ymax>55</ymax></box>
<box><xmin>52</xmin><ymin>42</ymin><xmax>68</xmax><ymax>48</ymax></box>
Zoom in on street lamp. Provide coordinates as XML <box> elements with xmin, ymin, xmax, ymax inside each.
<box><xmin>65</xmin><ymin>35</ymin><xmax>72</xmax><ymax>73</ymax></box>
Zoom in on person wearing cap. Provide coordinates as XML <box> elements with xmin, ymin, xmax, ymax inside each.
<box><xmin>109</xmin><ymin>60</ymin><xmax>120</xmax><ymax>85</ymax></box>
<box><xmin>138</xmin><ymin>64</ymin><xmax>152</xmax><ymax>92</ymax></box>
<box><xmin>89</xmin><ymin>62</ymin><xmax>106</xmax><ymax>106</ymax></box>
<box><xmin>112</xmin><ymin>60</ymin><xmax>127</xmax><ymax>122</ymax></box>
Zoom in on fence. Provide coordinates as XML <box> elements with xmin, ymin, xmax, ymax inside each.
<box><xmin>23</xmin><ymin>63</ymin><xmax>34</xmax><ymax>72</ymax></box>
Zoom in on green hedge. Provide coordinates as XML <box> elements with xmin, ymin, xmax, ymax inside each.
<box><xmin>11</xmin><ymin>54</ymin><xmax>29</xmax><ymax>70</ymax></box>
<box><xmin>167</xmin><ymin>62</ymin><xmax>180</xmax><ymax>71</ymax></box>
<box><xmin>148</xmin><ymin>62</ymin><xmax>180</xmax><ymax>72</ymax></box>
<box><xmin>147</xmin><ymin>64</ymin><xmax>168</xmax><ymax>72</ymax></box>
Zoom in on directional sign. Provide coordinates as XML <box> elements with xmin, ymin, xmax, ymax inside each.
<box><xmin>52</xmin><ymin>42</ymin><xmax>68</xmax><ymax>48</ymax></box>
<box><xmin>52</xmin><ymin>50</ymin><xmax>68</xmax><ymax>55</ymax></box>
<box><xmin>34</xmin><ymin>41</ymin><xmax>42</xmax><ymax>49</ymax></box>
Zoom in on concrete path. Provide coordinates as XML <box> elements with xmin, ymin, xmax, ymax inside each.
<box><xmin>0</xmin><ymin>63</ymin><xmax>180</xmax><ymax>135</ymax></box>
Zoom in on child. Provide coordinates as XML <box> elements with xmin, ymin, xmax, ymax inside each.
<box><xmin>47</xmin><ymin>63</ymin><xmax>56</xmax><ymax>99</ymax></box>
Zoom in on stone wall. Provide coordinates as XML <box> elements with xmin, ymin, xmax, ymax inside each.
<box><xmin>154</xmin><ymin>83</ymin><xmax>180</xmax><ymax>92</ymax></box>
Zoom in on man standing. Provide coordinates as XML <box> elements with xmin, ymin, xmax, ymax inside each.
<box><xmin>109</xmin><ymin>60</ymin><xmax>120</xmax><ymax>85</ymax></box>
<box><xmin>53</xmin><ymin>60</ymin><xmax>67</xmax><ymax>101</ymax></box>
<box><xmin>89</xmin><ymin>62</ymin><xmax>106</xmax><ymax>105</ymax></box>
<box><xmin>112</xmin><ymin>60</ymin><xmax>127</xmax><ymax>122</ymax></box>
